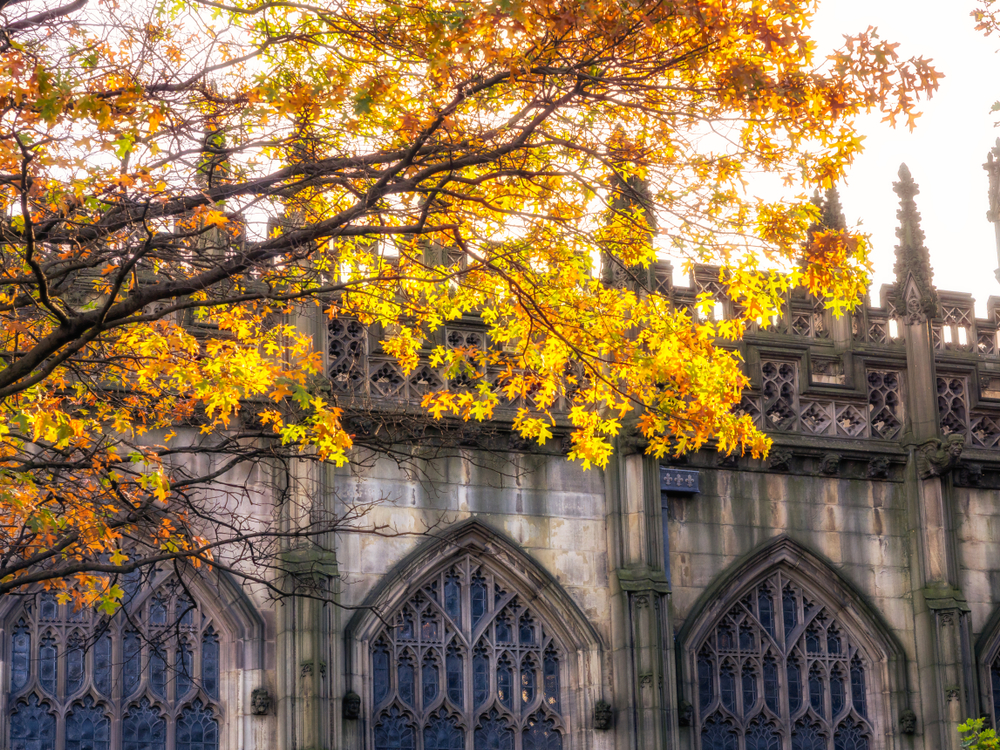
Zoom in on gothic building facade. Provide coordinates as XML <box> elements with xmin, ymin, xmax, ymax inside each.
<box><xmin>7</xmin><ymin>165</ymin><xmax>1000</xmax><ymax>750</ymax></box>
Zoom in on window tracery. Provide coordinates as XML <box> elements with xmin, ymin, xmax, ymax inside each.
<box><xmin>693</xmin><ymin>572</ymin><xmax>876</xmax><ymax>750</ymax></box>
<box><xmin>6</xmin><ymin>576</ymin><xmax>222</xmax><ymax>750</ymax></box>
<box><xmin>371</xmin><ymin>555</ymin><xmax>565</xmax><ymax>750</ymax></box>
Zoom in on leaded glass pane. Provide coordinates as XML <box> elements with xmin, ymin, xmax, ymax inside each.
<box><xmin>11</xmin><ymin>622</ymin><xmax>31</xmax><ymax>691</ymax></box>
<box><xmin>474</xmin><ymin>709</ymin><xmax>513</xmax><ymax>750</ymax></box>
<box><xmin>10</xmin><ymin>694</ymin><xmax>55</xmax><ymax>750</ymax></box>
<box><xmin>203</xmin><ymin>628</ymin><xmax>220</xmax><ymax>698</ymax></box>
<box><xmin>694</xmin><ymin>572</ymin><xmax>877</xmax><ymax>750</ymax></box>
<box><xmin>66</xmin><ymin>697</ymin><xmax>110</xmax><ymax>750</ymax></box>
<box><xmin>177</xmin><ymin>700</ymin><xmax>219</xmax><ymax>750</ymax></box>
<box><xmin>122</xmin><ymin>698</ymin><xmax>167</xmax><ymax>750</ymax></box>
<box><xmin>424</xmin><ymin>712</ymin><xmax>464</xmax><ymax>750</ymax></box>
<box><xmin>7</xmin><ymin>577</ymin><xmax>224</xmax><ymax>750</ymax></box>
<box><xmin>39</xmin><ymin>634</ymin><xmax>57</xmax><ymax>695</ymax></box>
<box><xmin>370</xmin><ymin>558</ymin><xmax>564</xmax><ymax>749</ymax></box>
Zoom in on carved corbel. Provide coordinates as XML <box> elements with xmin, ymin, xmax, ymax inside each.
<box><xmin>916</xmin><ymin>434</ymin><xmax>964</xmax><ymax>479</ymax></box>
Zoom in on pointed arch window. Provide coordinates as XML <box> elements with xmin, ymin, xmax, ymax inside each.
<box><xmin>370</xmin><ymin>555</ymin><xmax>566</xmax><ymax>750</ymax></box>
<box><xmin>692</xmin><ymin>571</ymin><xmax>877</xmax><ymax>750</ymax></box>
<box><xmin>5</xmin><ymin>574</ymin><xmax>223</xmax><ymax>750</ymax></box>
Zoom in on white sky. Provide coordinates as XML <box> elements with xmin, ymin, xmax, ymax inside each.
<box><xmin>810</xmin><ymin>0</ymin><xmax>1000</xmax><ymax>315</ymax></box>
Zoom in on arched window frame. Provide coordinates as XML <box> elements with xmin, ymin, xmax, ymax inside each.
<box><xmin>0</xmin><ymin>567</ymin><xmax>264</xmax><ymax>750</ymax></box>
<box><xmin>679</xmin><ymin>537</ymin><xmax>907</xmax><ymax>750</ymax></box>
<box><xmin>973</xmin><ymin>604</ymin><xmax>1000</xmax><ymax>729</ymax></box>
<box><xmin>346</xmin><ymin>520</ymin><xmax>605</xmax><ymax>750</ymax></box>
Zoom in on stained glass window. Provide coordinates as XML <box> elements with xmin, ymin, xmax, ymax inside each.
<box><xmin>371</xmin><ymin>555</ymin><xmax>566</xmax><ymax>750</ymax></box>
<box><xmin>7</xmin><ymin>576</ymin><xmax>224</xmax><ymax>750</ymax></box>
<box><xmin>694</xmin><ymin>571</ymin><xmax>875</xmax><ymax>750</ymax></box>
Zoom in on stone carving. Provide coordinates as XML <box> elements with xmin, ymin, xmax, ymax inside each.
<box><xmin>594</xmin><ymin>699</ymin><xmax>613</xmax><ymax>730</ymax></box>
<box><xmin>985</xmin><ymin>138</ymin><xmax>1000</xmax><ymax>224</ymax></box>
<box><xmin>900</xmin><ymin>709</ymin><xmax>917</xmax><ymax>734</ymax></box>
<box><xmin>678</xmin><ymin>699</ymin><xmax>694</xmax><ymax>727</ymax></box>
<box><xmin>251</xmin><ymin>688</ymin><xmax>271</xmax><ymax>716</ymax></box>
<box><xmin>820</xmin><ymin>453</ymin><xmax>840</xmax><ymax>475</ymax></box>
<box><xmin>916</xmin><ymin>435</ymin><xmax>964</xmax><ymax>479</ymax></box>
<box><xmin>867</xmin><ymin>371</ymin><xmax>902</xmax><ymax>440</ymax></box>
<box><xmin>889</xmin><ymin>164</ymin><xmax>939</xmax><ymax>323</ymax></box>
<box><xmin>938</xmin><ymin>376</ymin><xmax>970</xmax><ymax>436</ymax></box>
<box><xmin>762</xmin><ymin>361</ymin><xmax>798</xmax><ymax>431</ymax></box>
<box><xmin>638</xmin><ymin>673</ymin><xmax>654</xmax><ymax>688</ymax></box>
<box><xmin>946</xmin><ymin>685</ymin><xmax>961</xmax><ymax>702</ymax></box>
<box><xmin>342</xmin><ymin>690</ymin><xmax>361</xmax><ymax>720</ymax></box>
<box><xmin>868</xmin><ymin>456</ymin><xmax>890</xmax><ymax>479</ymax></box>
<box><xmin>767</xmin><ymin>450</ymin><xmax>793</xmax><ymax>472</ymax></box>
<box><xmin>955</xmin><ymin>463</ymin><xmax>984</xmax><ymax>488</ymax></box>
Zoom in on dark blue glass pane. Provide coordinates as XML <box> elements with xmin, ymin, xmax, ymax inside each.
<box><xmin>150</xmin><ymin>648</ymin><xmax>167</xmax><ymax>698</ymax></box>
<box><xmin>523</xmin><ymin>714</ymin><xmax>561</xmax><ymax>750</ymax></box>
<box><xmin>791</xmin><ymin>720</ymin><xmax>826</xmax><ymax>750</ymax></box>
<box><xmin>177</xmin><ymin>595</ymin><xmax>195</xmax><ymax>627</ymax></box>
<box><xmin>698</xmin><ymin>650</ymin><xmax>714</xmax><ymax>714</ymax></box>
<box><xmin>373</xmin><ymin>642</ymin><xmax>391</xmax><ymax>706</ymax></box>
<box><xmin>177</xmin><ymin>640</ymin><xmax>194</xmax><ymax>698</ymax></box>
<box><xmin>149</xmin><ymin>596</ymin><xmax>167</xmax><ymax>626</ymax></box>
<box><xmin>495</xmin><ymin>614</ymin><xmax>512</xmax><ymax>644</ymax></box>
<box><xmin>473</xmin><ymin>646</ymin><xmax>489</xmax><ymax>709</ymax></box>
<box><xmin>122</xmin><ymin>698</ymin><xmax>166</xmax><ymax>750</ymax></box>
<box><xmin>424</xmin><ymin>712</ymin><xmax>464</xmax><ymax>750</ymax></box>
<box><xmin>11</xmin><ymin>623</ymin><xmax>31</xmax><ymax>691</ymax></box>
<box><xmin>763</xmin><ymin>657</ymin><xmax>779</xmax><ymax>714</ymax></box>
<box><xmin>850</xmin><ymin>658</ymin><xmax>866</xmax><ymax>718</ymax></box>
<box><xmin>742</xmin><ymin>664</ymin><xmax>757</xmax><ymax>716</ymax></box>
<box><xmin>993</xmin><ymin>664</ymin><xmax>1000</xmax><ymax>732</ymax></box>
<box><xmin>375</xmin><ymin>707</ymin><xmax>415</xmax><ymax>750</ymax></box>
<box><xmin>758</xmin><ymin>589</ymin><xmax>775</xmax><ymax>639</ymax></box>
<box><xmin>398</xmin><ymin>612</ymin><xmax>415</xmax><ymax>641</ymax></box>
<box><xmin>827</xmin><ymin>628</ymin><xmax>842</xmax><ymax>655</ymax></box>
<box><xmin>67</xmin><ymin>635</ymin><xmax>85</xmax><ymax>696</ymax></box>
<box><xmin>809</xmin><ymin>666</ymin><xmax>824</xmax><ymax>718</ymax></box>
<box><xmin>806</xmin><ymin>627</ymin><xmax>820</xmax><ymax>653</ymax></box>
<box><xmin>444</xmin><ymin>574</ymin><xmax>461</xmax><ymax>622</ymax></box>
<box><xmin>471</xmin><ymin>576</ymin><xmax>487</xmax><ymax>630</ymax></box>
<box><xmin>543</xmin><ymin>648</ymin><xmax>559</xmax><ymax>711</ymax></box>
<box><xmin>787</xmin><ymin>660</ymin><xmax>802</xmax><ymax>713</ymax></box>
<box><xmin>39</xmin><ymin>635</ymin><xmax>57</xmax><ymax>696</ymax></box>
<box><xmin>833</xmin><ymin>719</ymin><xmax>870</xmax><ymax>750</ymax></box>
<box><xmin>203</xmin><ymin>628</ymin><xmax>220</xmax><ymax>698</ymax></box>
<box><xmin>831</xmin><ymin>671</ymin><xmax>845</xmax><ymax>716</ymax></box>
<box><xmin>783</xmin><ymin>587</ymin><xmax>797</xmax><ymax>639</ymax></box>
<box><xmin>446</xmin><ymin>648</ymin><xmax>463</xmax><ymax>708</ymax></box>
<box><xmin>66</xmin><ymin>697</ymin><xmax>110</xmax><ymax>750</ymax></box>
<box><xmin>94</xmin><ymin>633</ymin><xmax>112</xmax><ymax>697</ymax></box>
<box><xmin>474</xmin><ymin>709</ymin><xmax>513</xmax><ymax>750</ymax></box>
<box><xmin>720</xmin><ymin>664</ymin><xmax>736</xmax><ymax>713</ymax></box>
<box><xmin>521</xmin><ymin>659</ymin><xmax>536</xmax><ymax>711</ymax></box>
<box><xmin>718</xmin><ymin>622</ymin><xmax>735</xmax><ymax>650</ymax></box>
<box><xmin>497</xmin><ymin>659</ymin><xmax>513</xmax><ymax>710</ymax></box>
<box><xmin>399</xmin><ymin>654</ymin><xmax>415</xmax><ymax>706</ymax></box>
<box><xmin>177</xmin><ymin>700</ymin><xmax>219</xmax><ymax>750</ymax></box>
<box><xmin>701</xmin><ymin>713</ymin><xmax>737</xmax><ymax>750</ymax></box>
<box><xmin>745</xmin><ymin>719</ymin><xmax>781</xmax><ymax>750</ymax></box>
<box><xmin>10</xmin><ymin>694</ymin><xmax>55</xmax><ymax>750</ymax></box>
<box><xmin>739</xmin><ymin>622</ymin><xmax>754</xmax><ymax>651</ymax></box>
<box><xmin>423</xmin><ymin>653</ymin><xmax>440</xmax><ymax>705</ymax></box>
<box><xmin>519</xmin><ymin>614</ymin><xmax>535</xmax><ymax>645</ymax></box>
<box><xmin>124</xmin><ymin>630</ymin><xmax>141</xmax><ymax>697</ymax></box>
<box><xmin>39</xmin><ymin>594</ymin><xmax>58</xmax><ymax>621</ymax></box>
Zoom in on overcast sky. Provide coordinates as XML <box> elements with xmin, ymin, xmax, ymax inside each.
<box><xmin>809</xmin><ymin>0</ymin><xmax>1000</xmax><ymax>315</ymax></box>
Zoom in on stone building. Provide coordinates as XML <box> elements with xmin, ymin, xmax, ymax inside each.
<box><xmin>8</xmin><ymin>163</ymin><xmax>1000</xmax><ymax>750</ymax></box>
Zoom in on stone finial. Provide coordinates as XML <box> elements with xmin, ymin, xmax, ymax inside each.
<box><xmin>820</xmin><ymin>187</ymin><xmax>847</xmax><ymax>230</ymax></box>
<box><xmin>985</xmin><ymin>138</ymin><xmax>1000</xmax><ymax>223</ymax></box>
<box><xmin>890</xmin><ymin>164</ymin><xmax>938</xmax><ymax>324</ymax></box>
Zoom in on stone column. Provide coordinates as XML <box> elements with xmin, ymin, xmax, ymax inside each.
<box><xmin>893</xmin><ymin>164</ymin><xmax>974</xmax><ymax>750</ymax></box>
<box><xmin>605</xmin><ymin>447</ymin><xmax>678</xmax><ymax>750</ymax></box>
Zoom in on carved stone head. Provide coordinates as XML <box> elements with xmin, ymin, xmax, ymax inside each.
<box><xmin>594</xmin><ymin>699</ymin><xmax>613</xmax><ymax>730</ymax></box>
<box><xmin>343</xmin><ymin>690</ymin><xmax>362</xmax><ymax>721</ymax></box>
<box><xmin>250</xmin><ymin>687</ymin><xmax>270</xmax><ymax>716</ymax></box>
<box><xmin>678</xmin><ymin>699</ymin><xmax>694</xmax><ymax>727</ymax></box>
<box><xmin>820</xmin><ymin>453</ymin><xmax>840</xmax><ymax>476</ymax></box>
<box><xmin>899</xmin><ymin>708</ymin><xmax>917</xmax><ymax>734</ymax></box>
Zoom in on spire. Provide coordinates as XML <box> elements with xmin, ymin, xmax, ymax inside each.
<box><xmin>890</xmin><ymin>164</ymin><xmax>938</xmax><ymax>324</ymax></box>
<box><xmin>983</xmin><ymin>138</ymin><xmax>1000</xmax><ymax>283</ymax></box>
<box><xmin>820</xmin><ymin>187</ymin><xmax>846</xmax><ymax>230</ymax></box>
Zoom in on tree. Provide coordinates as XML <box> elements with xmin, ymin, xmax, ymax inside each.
<box><xmin>0</xmin><ymin>0</ymin><xmax>940</xmax><ymax>610</ymax></box>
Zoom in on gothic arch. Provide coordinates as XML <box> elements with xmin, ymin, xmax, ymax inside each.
<box><xmin>973</xmin><ymin>603</ymin><xmax>1000</xmax><ymax>727</ymax></box>
<box><xmin>0</xmin><ymin>564</ymin><xmax>266</xmax><ymax>750</ymax></box>
<box><xmin>346</xmin><ymin>518</ymin><xmax>604</xmax><ymax>750</ymax></box>
<box><xmin>679</xmin><ymin>536</ymin><xmax>906</xmax><ymax>750</ymax></box>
